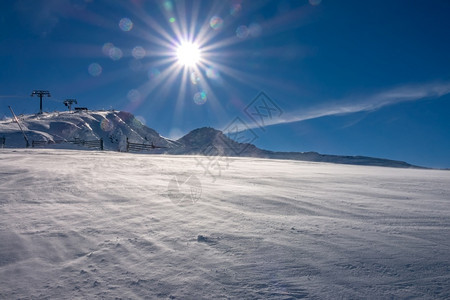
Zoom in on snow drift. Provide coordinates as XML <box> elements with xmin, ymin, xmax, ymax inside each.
<box><xmin>0</xmin><ymin>149</ymin><xmax>449</xmax><ymax>298</ymax></box>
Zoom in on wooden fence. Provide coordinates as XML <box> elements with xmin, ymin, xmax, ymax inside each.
<box><xmin>126</xmin><ymin>138</ymin><xmax>166</xmax><ymax>152</ymax></box>
<box><xmin>69</xmin><ymin>138</ymin><xmax>103</xmax><ymax>150</ymax></box>
<box><xmin>31</xmin><ymin>140</ymin><xmax>48</xmax><ymax>147</ymax></box>
<box><xmin>32</xmin><ymin>138</ymin><xmax>103</xmax><ymax>150</ymax></box>
<box><xmin>29</xmin><ymin>137</ymin><xmax>166</xmax><ymax>152</ymax></box>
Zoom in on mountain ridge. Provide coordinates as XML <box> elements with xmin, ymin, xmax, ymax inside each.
<box><xmin>0</xmin><ymin>110</ymin><xmax>424</xmax><ymax>168</ymax></box>
<box><xmin>177</xmin><ymin>127</ymin><xmax>419</xmax><ymax>168</ymax></box>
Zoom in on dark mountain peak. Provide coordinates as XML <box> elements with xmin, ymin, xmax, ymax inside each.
<box><xmin>177</xmin><ymin>127</ymin><xmax>226</xmax><ymax>148</ymax></box>
<box><xmin>184</xmin><ymin>127</ymin><xmax>223</xmax><ymax>137</ymax></box>
<box><xmin>175</xmin><ymin>126</ymin><xmax>264</xmax><ymax>157</ymax></box>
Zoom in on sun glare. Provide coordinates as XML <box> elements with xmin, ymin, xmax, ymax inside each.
<box><xmin>176</xmin><ymin>42</ymin><xmax>201</xmax><ymax>67</ymax></box>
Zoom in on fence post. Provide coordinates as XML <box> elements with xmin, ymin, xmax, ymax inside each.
<box><xmin>100</xmin><ymin>138</ymin><xmax>104</xmax><ymax>150</ymax></box>
<box><xmin>1</xmin><ymin>136</ymin><xmax>4</xmax><ymax>148</ymax></box>
<box><xmin>126</xmin><ymin>137</ymin><xmax>129</xmax><ymax>152</ymax></box>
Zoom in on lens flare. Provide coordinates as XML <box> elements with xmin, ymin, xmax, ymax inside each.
<box><xmin>132</xmin><ymin>46</ymin><xmax>146</xmax><ymax>59</ymax></box>
<box><xmin>230</xmin><ymin>3</ymin><xmax>241</xmax><ymax>16</ymax></box>
<box><xmin>148</xmin><ymin>67</ymin><xmax>161</xmax><ymax>80</ymax></box>
<box><xmin>209</xmin><ymin>16</ymin><xmax>224</xmax><ymax>30</ymax></box>
<box><xmin>100</xmin><ymin>119</ymin><xmax>114</xmax><ymax>132</ymax></box>
<box><xmin>206</xmin><ymin>67</ymin><xmax>220</xmax><ymax>80</ymax></box>
<box><xmin>105</xmin><ymin>0</ymin><xmax>270</xmax><ymax>116</ymax></box>
<box><xmin>136</xmin><ymin>115</ymin><xmax>146</xmax><ymax>125</ymax></box>
<box><xmin>236</xmin><ymin>25</ymin><xmax>249</xmax><ymax>39</ymax></box>
<box><xmin>176</xmin><ymin>42</ymin><xmax>201</xmax><ymax>67</ymax></box>
<box><xmin>190</xmin><ymin>72</ymin><xmax>200</xmax><ymax>85</ymax></box>
<box><xmin>127</xmin><ymin>89</ymin><xmax>141</xmax><ymax>102</ymax></box>
<box><xmin>119</xmin><ymin>18</ymin><xmax>133</xmax><ymax>31</ymax></box>
<box><xmin>109</xmin><ymin>46</ymin><xmax>123</xmax><ymax>61</ymax></box>
<box><xmin>102</xmin><ymin>42</ymin><xmax>114</xmax><ymax>56</ymax></box>
<box><xmin>163</xmin><ymin>0</ymin><xmax>173</xmax><ymax>12</ymax></box>
<box><xmin>194</xmin><ymin>91</ymin><xmax>207</xmax><ymax>105</ymax></box>
<box><xmin>88</xmin><ymin>63</ymin><xmax>102</xmax><ymax>76</ymax></box>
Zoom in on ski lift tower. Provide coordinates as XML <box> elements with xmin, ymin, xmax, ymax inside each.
<box><xmin>31</xmin><ymin>90</ymin><xmax>51</xmax><ymax>114</ymax></box>
<box><xmin>63</xmin><ymin>99</ymin><xmax>77</xmax><ymax>111</ymax></box>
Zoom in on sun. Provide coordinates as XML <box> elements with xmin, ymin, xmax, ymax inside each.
<box><xmin>176</xmin><ymin>42</ymin><xmax>201</xmax><ymax>67</ymax></box>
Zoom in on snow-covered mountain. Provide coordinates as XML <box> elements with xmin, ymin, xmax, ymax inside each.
<box><xmin>0</xmin><ymin>110</ymin><xmax>177</xmax><ymax>151</ymax></box>
<box><xmin>0</xmin><ymin>110</ymin><xmax>420</xmax><ymax>168</ymax></box>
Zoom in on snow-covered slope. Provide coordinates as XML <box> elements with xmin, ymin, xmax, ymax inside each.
<box><xmin>0</xmin><ymin>149</ymin><xmax>449</xmax><ymax>298</ymax></box>
<box><xmin>0</xmin><ymin>110</ymin><xmax>176</xmax><ymax>151</ymax></box>
<box><xmin>1</xmin><ymin>111</ymin><xmax>420</xmax><ymax>168</ymax></box>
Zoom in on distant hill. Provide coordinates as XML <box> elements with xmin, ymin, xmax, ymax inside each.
<box><xmin>173</xmin><ymin>127</ymin><xmax>420</xmax><ymax>168</ymax></box>
<box><xmin>0</xmin><ymin>110</ymin><xmax>422</xmax><ymax>168</ymax></box>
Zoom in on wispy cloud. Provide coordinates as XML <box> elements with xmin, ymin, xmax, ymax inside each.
<box><xmin>248</xmin><ymin>82</ymin><xmax>450</xmax><ymax>129</ymax></box>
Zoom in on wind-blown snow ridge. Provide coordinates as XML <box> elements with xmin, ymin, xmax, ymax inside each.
<box><xmin>0</xmin><ymin>110</ymin><xmax>422</xmax><ymax>168</ymax></box>
<box><xmin>0</xmin><ymin>149</ymin><xmax>449</xmax><ymax>298</ymax></box>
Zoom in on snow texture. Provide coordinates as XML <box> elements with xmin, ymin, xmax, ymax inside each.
<box><xmin>1</xmin><ymin>149</ymin><xmax>449</xmax><ymax>299</ymax></box>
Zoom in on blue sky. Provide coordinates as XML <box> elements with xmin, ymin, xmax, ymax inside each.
<box><xmin>1</xmin><ymin>0</ymin><xmax>449</xmax><ymax>168</ymax></box>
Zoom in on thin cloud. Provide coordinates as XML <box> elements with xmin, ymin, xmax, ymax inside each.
<box><xmin>248</xmin><ymin>82</ymin><xmax>450</xmax><ymax>129</ymax></box>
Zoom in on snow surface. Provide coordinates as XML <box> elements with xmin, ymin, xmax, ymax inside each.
<box><xmin>1</xmin><ymin>149</ymin><xmax>449</xmax><ymax>299</ymax></box>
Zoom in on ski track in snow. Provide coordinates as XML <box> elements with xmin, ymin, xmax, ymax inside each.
<box><xmin>0</xmin><ymin>149</ymin><xmax>449</xmax><ymax>299</ymax></box>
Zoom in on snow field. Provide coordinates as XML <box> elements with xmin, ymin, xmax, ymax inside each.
<box><xmin>0</xmin><ymin>149</ymin><xmax>449</xmax><ymax>299</ymax></box>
